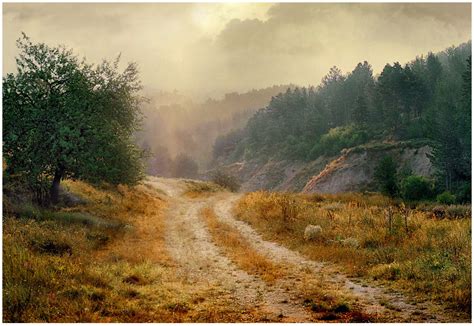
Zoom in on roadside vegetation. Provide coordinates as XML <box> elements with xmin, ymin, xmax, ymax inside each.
<box><xmin>210</xmin><ymin>170</ymin><xmax>241</xmax><ymax>192</ymax></box>
<box><xmin>183</xmin><ymin>180</ymin><xmax>223</xmax><ymax>198</ymax></box>
<box><xmin>234</xmin><ymin>191</ymin><xmax>471</xmax><ymax>314</ymax></box>
<box><xmin>4</xmin><ymin>179</ymin><xmax>171</xmax><ymax>322</ymax></box>
<box><xmin>4</xmin><ymin>179</ymin><xmax>265</xmax><ymax>322</ymax></box>
<box><xmin>182</xmin><ymin>171</ymin><xmax>240</xmax><ymax>197</ymax></box>
<box><xmin>201</xmin><ymin>206</ymin><xmax>376</xmax><ymax>322</ymax></box>
<box><xmin>201</xmin><ymin>207</ymin><xmax>284</xmax><ymax>284</ymax></box>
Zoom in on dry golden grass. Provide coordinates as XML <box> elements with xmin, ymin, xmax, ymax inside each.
<box><xmin>234</xmin><ymin>191</ymin><xmax>471</xmax><ymax>313</ymax></box>
<box><xmin>61</xmin><ymin>180</ymin><xmax>164</xmax><ymax>224</ymax></box>
<box><xmin>182</xmin><ymin>180</ymin><xmax>223</xmax><ymax>198</ymax></box>
<box><xmin>3</xmin><ymin>180</ymin><xmax>175</xmax><ymax>322</ymax></box>
<box><xmin>201</xmin><ymin>205</ymin><xmax>377</xmax><ymax>322</ymax></box>
<box><xmin>201</xmin><ymin>206</ymin><xmax>284</xmax><ymax>284</ymax></box>
<box><xmin>3</xmin><ymin>180</ymin><xmax>273</xmax><ymax>322</ymax></box>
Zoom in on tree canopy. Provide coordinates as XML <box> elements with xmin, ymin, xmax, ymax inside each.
<box><xmin>214</xmin><ymin>41</ymin><xmax>471</xmax><ymax>198</ymax></box>
<box><xmin>3</xmin><ymin>34</ymin><xmax>145</xmax><ymax>204</ymax></box>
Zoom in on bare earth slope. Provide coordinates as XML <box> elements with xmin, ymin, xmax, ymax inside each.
<box><xmin>144</xmin><ymin>177</ymin><xmax>468</xmax><ymax>322</ymax></box>
<box><xmin>214</xmin><ymin>142</ymin><xmax>433</xmax><ymax>194</ymax></box>
<box><xmin>303</xmin><ymin>144</ymin><xmax>433</xmax><ymax>194</ymax></box>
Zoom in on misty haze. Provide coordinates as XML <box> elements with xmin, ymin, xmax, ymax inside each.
<box><xmin>3</xmin><ymin>2</ymin><xmax>472</xmax><ymax>323</ymax></box>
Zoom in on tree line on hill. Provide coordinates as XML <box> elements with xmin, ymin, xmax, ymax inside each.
<box><xmin>214</xmin><ymin>42</ymin><xmax>471</xmax><ymax>202</ymax></box>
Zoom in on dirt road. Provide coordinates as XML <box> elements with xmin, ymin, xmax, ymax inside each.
<box><xmin>145</xmin><ymin>176</ymin><xmax>469</xmax><ymax>322</ymax></box>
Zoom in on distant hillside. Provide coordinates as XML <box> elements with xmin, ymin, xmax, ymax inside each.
<box><xmin>213</xmin><ymin>42</ymin><xmax>471</xmax><ymax>197</ymax></box>
<box><xmin>136</xmin><ymin>85</ymin><xmax>295</xmax><ymax>175</ymax></box>
<box><xmin>210</xmin><ymin>140</ymin><xmax>434</xmax><ymax>194</ymax></box>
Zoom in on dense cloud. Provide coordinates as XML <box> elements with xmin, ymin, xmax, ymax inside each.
<box><xmin>3</xmin><ymin>3</ymin><xmax>471</xmax><ymax>98</ymax></box>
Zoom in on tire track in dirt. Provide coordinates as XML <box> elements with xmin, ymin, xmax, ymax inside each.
<box><xmin>212</xmin><ymin>193</ymin><xmax>469</xmax><ymax>323</ymax></box>
<box><xmin>146</xmin><ymin>177</ymin><xmax>315</xmax><ymax>322</ymax></box>
<box><xmin>145</xmin><ymin>177</ymin><xmax>468</xmax><ymax>322</ymax></box>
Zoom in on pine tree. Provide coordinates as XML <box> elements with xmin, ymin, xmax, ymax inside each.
<box><xmin>352</xmin><ymin>94</ymin><xmax>369</xmax><ymax>126</ymax></box>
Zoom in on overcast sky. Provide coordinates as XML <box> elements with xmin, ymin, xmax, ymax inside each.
<box><xmin>3</xmin><ymin>3</ymin><xmax>471</xmax><ymax>99</ymax></box>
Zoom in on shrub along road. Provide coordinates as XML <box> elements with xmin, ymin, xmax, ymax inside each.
<box><xmin>145</xmin><ymin>177</ymin><xmax>468</xmax><ymax>322</ymax></box>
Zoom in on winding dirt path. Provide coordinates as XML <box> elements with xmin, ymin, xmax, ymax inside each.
<box><xmin>146</xmin><ymin>177</ymin><xmax>315</xmax><ymax>322</ymax></box>
<box><xmin>145</xmin><ymin>177</ymin><xmax>469</xmax><ymax>323</ymax></box>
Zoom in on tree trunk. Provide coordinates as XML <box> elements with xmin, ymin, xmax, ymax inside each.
<box><xmin>50</xmin><ymin>167</ymin><xmax>64</xmax><ymax>205</ymax></box>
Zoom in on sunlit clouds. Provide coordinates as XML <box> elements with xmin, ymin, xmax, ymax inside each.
<box><xmin>3</xmin><ymin>3</ymin><xmax>471</xmax><ymax>98</ymax></box>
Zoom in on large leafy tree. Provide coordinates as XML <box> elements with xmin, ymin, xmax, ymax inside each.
<box><xmin>3</xmin><ymin>34</ymin><xmax>145</xmax><ymax>204</ymax></box>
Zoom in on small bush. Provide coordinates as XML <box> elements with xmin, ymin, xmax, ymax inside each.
<box><xmin>277</xmin><ymin>193</ymin><xmax>300</xmax><ymax>223</ymax></box>
<box><xmin>400</xmin><ymin>175</ymin><xmax>433</xmax><ymax>201</ymax></box>
<box><xmin>171</xmin><ymin>154</ymin><xmax>199</xmax><ymax>179</ymax></box>
<box><xmin>320</xmin><ymin>312</ymin><xmax>338</xmax><ymax>321</ymax></box>
<box><xmin>310</xmin><ymin>302</ymin><xmax>330</xmax><ymax>312</ymax></box>
<box><xmin>308</xmin><ymin>125</ymin><xmax>369</xmax><ymax>159</ymax></box>
<box><xmin>30</xmin><ymin>239</ymin><xmax>72</xmax><ymax>256</ymax></box>
<box><xmin>432</xmin><ymin>206</ymin><xmax>446</xmax><ymax>219</ymax></box>
<box><xmin>333</xmin><ymin>302</ymin><xmax>351</xmax><ymax>313</ymax></box>
<box><xmin>445</xmin><ymin>205</ymin><xmax>471</xmax><ymax>219</ymax></box>
<box><xmin>211</xmin><ymin>170</ymin><xmax>240</xmax><ymax>192</ymax></box>
<box><xmin>185</xmin><ymin>180</ymin><xmax>222</xmax><ymax>197</ymax></box>
<box><xmin>436</xmin><ymin>191</ymin><xmax>456</xmax><ymax>205</ymax></box>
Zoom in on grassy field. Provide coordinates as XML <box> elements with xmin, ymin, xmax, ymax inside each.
<box><xmin>3</xmin><ymin>180</ymin><xmax>249</xmax><ymax>322</ymax></box>
<box><xmin>234</xmin><ymin>191</ymin><xmax>471</xmax><ymax>313</ymax></box>
<box><xmin>4</xmin><ymin>178</ymin><xmax>471</xmax><ymax>321</ymax></box>
<box><xmin>3</xmin><ymin>180</ymin><xmax>173</xmax><ymax>322</ymax></box>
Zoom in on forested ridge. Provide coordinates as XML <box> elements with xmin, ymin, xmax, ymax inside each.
<box><xmin>214</xmin><ymin>41</ymin><xmax>471</xmax><ymax>200</ymax></box>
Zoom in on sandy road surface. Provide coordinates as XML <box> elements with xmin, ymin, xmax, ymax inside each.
<box><xmin>145</xmin><ymin>176</ymin><xmax>470</xmax><ymax>323</ymax></box>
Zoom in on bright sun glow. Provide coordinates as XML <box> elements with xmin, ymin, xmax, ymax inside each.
<box><xmin>191</xmin><ymin>3</ymin><xmax>271</xmax><ymax>37</ymax></box>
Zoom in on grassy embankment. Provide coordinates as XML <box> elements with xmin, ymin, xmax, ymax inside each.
<box><xmin>3</xmin><ymin>180</ymin><xmax>175</xmax><ymax>322</ymax></box>
<box><xmin>3</xmin><ymin>179</ymin><xmax>251</xmax><ymax>322</ymax></box>
<box><xmin>234</xmin><ymin>191</ymin><xmax>471</xmax><ymax>314</ymax></box>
